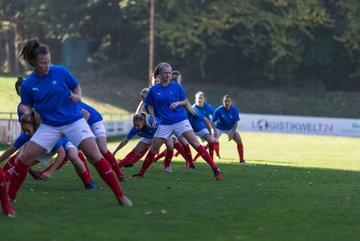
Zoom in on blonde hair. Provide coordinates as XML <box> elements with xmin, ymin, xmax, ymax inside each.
<box><xmin>133</xmin><ymin>112</ymin><xmax>150</xmax><ymax>127</ymax></box>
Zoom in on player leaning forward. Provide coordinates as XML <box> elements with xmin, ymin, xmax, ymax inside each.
<box><xmin>8</xmin><ymin>38</ymin><xmax>133</xmax><ymax>212</ymax></box>
<box><xmin>132</xmin><ymin>62</ymin><xmax>222</xmax><ymax>180</ymax></box>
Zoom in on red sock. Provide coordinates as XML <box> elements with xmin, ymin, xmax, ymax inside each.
<box><xmin>209</xmin><ymin>142</ymin><xmax>215</xmax><ymax>160</ymax></box>
<box><xmin>0</xmin><ymin>168</ymin><xmax>10</xmax><ymax>205</ymax></box>
<box><xmin>135</xmin><ymin>148</ymin><xmax>148</xmax><ymax>164</ymax></box>
<box><xmin>119</xmin><ymin>150</ymin><xmax>137</xmax><ymax>168</ymax></box>
<box><xmin>153</xmin><ymin>150</ymin><xmax>166</xmax><ymax>162</ymax></box>
<box><xmin>40</xmin><ymin>157</ymin><xmax>68</xmax><ymax>174</ymax></box>
<box><xmin>192</xmin><ymin>152</ymin><xmax>200</xmax><ymax>162</ymax></box>
<box><xmin>196</xmin><ymin>145</ymin><xmax>217</xmax><ymax>169</ymax></box>
<box><xmin>237</xmin><ymin>143</ymin><xmax>244</xmax><ymax>161</ymax></box>
<box><xmin>4</xmin><ymin>169</ymin><xmax>12</xmax><ymax>182</ymax></box>
<box><xmin>183</xmin><ymin>144</ymin><xmax>194</xmax><ymax>166</ymax></box>
<box><xmin>79</xmin><ymin>170</ymin><xmax>91</xmax><ymax>185</ymax></box>
<box><xmin>8</xmin><ymin>158</ymin><xmax>29</xmax><ymax>200</ymax></box>
<box><xmin>104</xmin><ymin>150</ymin><xmax>124</xmax><ymax>179</ymax></box>
<box><xmin>215</xmin><ymin>141</ymin><xmax>220</xmax><ymax>157</ymax></box>
<box><xmin>174</xmin><ymin>142</ymin><xmax>187</xmax><ymax>162</ymax></box>
<box><xmin>3</xmin><ymin>155</ymin><xmax>17</xmax><ymax>172</ymax></box>
<box><xmin>163</xmin><ymin>150</ymin><xmax>174</xmax><ymax>168</ymax></box>
<box><xmin>174</xmin><ymin>150</ymin><xmax>180</xmax><ymax>157</ymax></box>
<box><xmin>139</xmin><ymin>152</ymin><xmax>156</xmax><ymax>176</ymax></box>
<box><xmin>94</xmin><ymin>158</ymin><xmax>124</xmax><ymax>197</ymax></box>
<box><xmin>78</xmin><ymin>152</ymin><xmax>93</xmax><ymax>179</ymax></box>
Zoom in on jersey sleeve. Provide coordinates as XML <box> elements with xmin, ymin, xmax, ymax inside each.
<box><xmin>178</xmin><ymin>85</ymin><xmax>187</xmax><ymax>101</ymax></box>
<box><xmin>144</xmin><ymin>88</ymin><xmax>155</xmax><ymax>106</ymax></box>
<box><xmin>13</xmin><ymin>133</ymin><xmax>31</xmax><ymax>149</ymax></box>
<box><xmin>20</xmin><ymin>82</ymin><xmax>33</xmax><ymax>106</ymax></box>
<box><xmin>126</xmin><ymin>127</ymin><xmax>137</xmax><ymax>139</ymax></box>
<box><xmin>52</xmin><ymin>140</ymin><xmax>63</xmax><ymax>152</ymax></box>
<box><xmin>62</xmin><ymin>66</ymin><xmax>79</xmax><ymax>90</ymax></box>
<box><xmin>212</xmin><ymin>108</ymin><xmax>220</xmax><ymax>122</ymax></box>
<box><xmin>233</xmin><ymin>107</ymin><xmax>240</xmax><ymax>121</ymax></box>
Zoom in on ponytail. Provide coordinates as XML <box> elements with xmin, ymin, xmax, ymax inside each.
<box><xmin>20</xmin><ymin>38</ymin><xmax>49</xmax><ymax>66</ymax></box>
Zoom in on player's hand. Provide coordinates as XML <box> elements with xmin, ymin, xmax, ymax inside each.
<box><xmin>152</xmin><ymin>120</ymin><xmax>157</xmax><ymax>128</ymax></box>
<box><xmin>170</xmin><ymin>102</ymin><xmax>179</xmax><ymax>109</ymax></box>
<box><xmin>39</xmin><ymin>171</ymin><xmax>52</xmax><ymax>181</ymax></box>
<box><xmin>69</xmin><ymin>93</ymin><xmax>81</xmax><ymax>103</ymax></box>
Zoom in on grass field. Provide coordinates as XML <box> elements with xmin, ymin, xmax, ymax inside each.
<box><xmin>0</xmin><ymin>75</ymin><xmax>131</xmax><ymax>120</ymax></box>
<box><xmin>1</xmin><ymin>132</ymin><xmax>359</xmax><ymax>241</ymax></box>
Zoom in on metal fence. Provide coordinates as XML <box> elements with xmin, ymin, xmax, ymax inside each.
<box><xmin>0</xmin><ymin>112</ymin><xmax>133</xmax><ymax>144</ymax></box>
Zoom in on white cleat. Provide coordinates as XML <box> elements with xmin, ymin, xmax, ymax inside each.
<box><xmin>163</xmin><ymin>167</ymin><xmax>173</xmax><ymax>173</ymax></box>
<box><xmin>118</xmin><ymin>195</ymin><xmax>133</xmax><ymax>207</ymax></box>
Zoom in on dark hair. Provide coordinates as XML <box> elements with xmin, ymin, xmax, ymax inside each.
<box><xmin>15</xmin><ymin>76</ymin><xmax>24</xmax><ymax>95</ymax></box>
<box><xmin>153</xmin><ymin>62</ymin><xmax>164</xmax><ymax>79</ymax></box>
<box><xmin>172</xmin><ymin>70</ymin><xmax>180</xmax><ymax>75</ymax></box>
<box><xmin>20</xmin><ymin>112</ymin><xmax>35</xmax><ymax>124</ymax></box>
<box><xmin>223</xmin><ymin>95</ymin><xmax>232</xmax><ymax>103</ymax></box>
<box><xmin>20</xmin><ymin>38</ymin><xmax>49</xmax><ymax>67</ymax></box>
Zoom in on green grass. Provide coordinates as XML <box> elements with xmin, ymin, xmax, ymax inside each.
<box><xmin>0</xmin><ymin>75</ymin><xmax>131</xmax><ymax>120</ymax></box>
<box><xmin>1</xmin><ymin>132</ymin><xmax>360</xmax><ymax>241</ymax></box>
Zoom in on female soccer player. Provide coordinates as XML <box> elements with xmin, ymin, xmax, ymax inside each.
<box><xmin>2</xmin><ymin>113</ymin><xmax>94</xmax><ymax>190</ymax></box>
<box><xmin>192</xmin><ymin>91</ymin><xmax>220</xmax><ymax>161</ymax></box>
<box><xmin>187</xmin><ymin>109</ymin><xmax>216</xmax><ymax>160</ymax></box>
<box><xmin>79</xmin><ymin>102</ymin><xmax>125</xmax><ymax>181</ymax></box>
<box><xmin>132</xmin><ymin>62</ymin><xmax>222</xmax><ymax>180</ymax></box>
<box><xmin>8</xmin><ymin>38</ymin><xmax>132</xmax><ymax>209</ymax></box>
<box><xmin>212</xmin><ymin>95</ymin><xmax>245</xmax><ymax>163</ymax></box>
<box><xmin>114</xmin><ymin>112</ymin><xmax>176</xmax><ymax>172</ymax></box>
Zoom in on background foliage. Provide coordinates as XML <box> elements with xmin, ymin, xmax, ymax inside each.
<box><xmin>0</xmin><ymin>0</ymin><xmax>359</xmax><ymax>90</ymax></box>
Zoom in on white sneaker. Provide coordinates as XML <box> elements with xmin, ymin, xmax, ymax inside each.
<box><xmin>118</xmin><ymin>195</ymin><xmax>133</xmax><ymax>207</ymax></box>
<box><xmin>163</xmin><ymin>167</ymin><xmax>173</xmax><ymax>173</ymax></box>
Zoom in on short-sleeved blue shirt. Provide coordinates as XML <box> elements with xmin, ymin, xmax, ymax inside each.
<box><xmin>212</xmin><ymin>105</ymin><xmax>240</xmax><ymax>131</ymax></box>
<box><xmin>126</xmin><ymin>117</ymin><xmax>159</xmax><ymax>139</ymax></box>
<box><xmin>187</xmin><ymin>110</ymin><xmax>207</xmax><ymax>132</ymax></box>
<box><xmin>13</xmin><ymin>133</ymin><xmax>62</xmax><ymax>152</ymax></box>
<box><xmin>13</xmin><ymin>133</ymin><xmax>31</xmax><ymax>149</ymax></box>
<box><xmin>78</xmin><ymin>102</ymin><xmax>103</xmax><ymax>125</ymax></box>
<box><xmin>144</xmin><ymin>82</ymin><xmax>187</xmax><ymax>125</ymax></box>
<box><xmin>21</xmin><ymin>65</ymin><xmax>83</xmax><ymax>127</ymax></box>
<box><xmin>193</xmin><ymin>102</ymin><xmax>215</xmax><ymax>121</ymax></box>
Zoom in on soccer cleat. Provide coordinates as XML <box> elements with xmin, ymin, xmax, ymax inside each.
<box><xmin>2</xmin><ymin>203</ymin><xmax>17</xmax><ymax>218</ymax></box>
<box><xmin>131</xmin><ymin>173</ymin><xmax>143</xmax><ymax>179</ymax></box>
<box><xmin>216</xmin><ymin>156</ymin><xmax>221</xmax><ymax>160</ymax></box>
<box><xmin>85</xmin><ymin>180</ymin><xmax>97</xmax><ymax>190</ymax></box>
<box><xmin>163</xmin><ymin>167</ymin><xmax>173</xmax><ymax>173</ymax></box>
<box><xmin>189</xmin><ymin>164</ymin><xmax>196</xmax><ymax>169</ymax></box>
<box><xmin>28</xmin><ymin>168</ymin><xmax>41</xmax><ymax>180</ymax></box>
<box><xmin>184</xmin><ymin>161</ymin><xmax>190</xmax><ymax>168</ymax></box>
<box><xmin>213</xmin><ymin>168</ymin><xmax>222</xmax><ymax>181</ymax></box>
<box><xmin>240</xmin><ymin>160</ymin><xmax>246</xmax><ymax>164</ymax></box>
<box><xmin>118</xmin><ymin>174</ymin><xmax>127</xmax><ymax>182</ymax></box>
<box><xmin>124</xmin><ymin>163</ymin><xmax>133</xmax><ymax>168</ymax></box>
<box><xmin>118</xmin><ymin>195</ymin><xmax>133</xmax><ymax>207</ymax></box>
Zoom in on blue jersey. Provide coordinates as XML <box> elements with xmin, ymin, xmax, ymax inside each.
<box><xmin>21</xmin><ymin>65</ymin><xmax>83</xmax><ymax>127</ymax></box>
<box><xmin>212</xmin><ymin>105</ymin><xmax>240</xmax><ymax>131</ymax></box>
<box><xmin>127</xmin><ymin>117</ymin><xmax>159</xmax><ymax>139</ymax></box>
<box><xmin>13</xmin><ymin>133</ymin><xmax>62</xmax><ymax>152</ymax></box>
<box><xmin>13</xmin><ymin>133</ymin><xmax>31</xmax><ymax>149</ymax></box>
<box><xmin>193</xmin><ymin>102</ymin><xmax>215</xmax><ymax>121</ymax></box>
<box><xmin>78</xmin><ymin>102</ymin><xmax>103</xmax><ymax>125</ymax></box>
<box><xmin>187</xmin><ymin>110</ymin><xmax>207</xmax><ymax>132</ymax></box>
<box><xmin>145</xmin><ymin>82</ymin><xmax>187</xmax><ymax>125</ymax></box>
